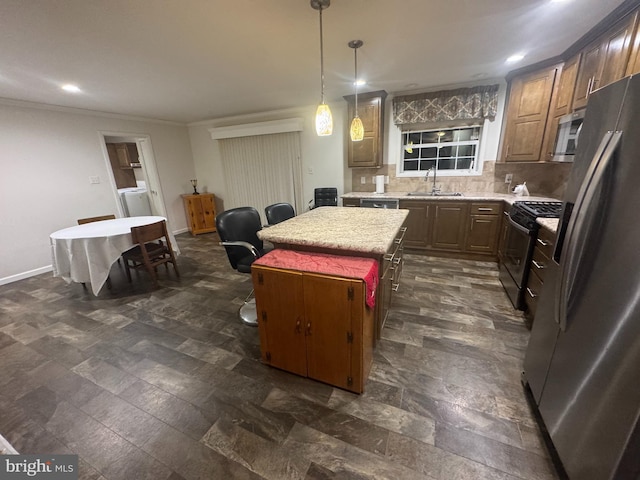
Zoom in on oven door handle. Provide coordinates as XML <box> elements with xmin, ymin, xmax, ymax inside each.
<box><xmin>506</xmin><ymin>214</ymin><xmax>532</xmax><ymax>235</ymax></box>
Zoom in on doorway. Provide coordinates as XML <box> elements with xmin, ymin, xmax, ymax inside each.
<box><xmin>99</xmin><ymin>133</ymin><xmax>167</xmax><ymax>219</ymax></box>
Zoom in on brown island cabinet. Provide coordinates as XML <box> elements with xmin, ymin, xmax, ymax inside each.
<box><xmin>253</xmin><ymin>207</ymin><xmax>407</xmax><ymax>393</ymax></box>
<box><xmin>256</xmin><ymin>206</ymin><xmax>408</xmax><ymax>344</ymax></box>
<box><xmin>251</xmin><ymin>254</ymin><xmax>375</xmax><ymax>394</ymax></box>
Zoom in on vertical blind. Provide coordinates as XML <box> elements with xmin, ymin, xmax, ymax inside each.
<box><xmin>218</xmin><ymin>132</ymin><xmax>303</xmax><ymax>221</ymax></box>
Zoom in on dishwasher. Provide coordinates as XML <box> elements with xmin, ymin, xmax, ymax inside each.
<box><xmin>360</xmin><ymin>198</ymin><xmax>399</xmax><ymax>209</ymax></box>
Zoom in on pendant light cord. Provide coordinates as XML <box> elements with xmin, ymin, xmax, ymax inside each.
<box><xmin>319</xmin><ymin>6</ymin><xmax>325</xmax><ymax>104</ymax></box>
<box><xmin>354</xmin><ymin>46</ymin><xmax>358</xmax><ymax>116</ymax></box>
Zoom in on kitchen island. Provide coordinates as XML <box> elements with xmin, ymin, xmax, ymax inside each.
<box><xmin>257</xmin><ymin>206</ymin><xmax>409</xmax><ymax>341</ymax></box>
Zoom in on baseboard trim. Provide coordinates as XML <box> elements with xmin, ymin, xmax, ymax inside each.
<box><xmin>0</xmin><ymin>265</ymin><xmax>53</xmax><ymax>286</ymax></box>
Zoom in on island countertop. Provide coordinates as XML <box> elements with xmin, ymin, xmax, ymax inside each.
<box><xmin>257</xmin><ymin>206</ymin><xmax>409</xmax><ymax>255</ymax></box>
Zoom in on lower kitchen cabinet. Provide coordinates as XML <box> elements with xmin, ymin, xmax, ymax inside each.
<box><xmin>379</xmin><ymin>226</ymin><xmax>405</xmax><ymax>334</ymax></box>
<box><xmin>251</xmin><ymin>263</ymin><xmax>374</xmax><ymax>393</ymax></box>
<box><xmin>432</xmin><ymin>202</ymin><xmax>469</xmax><ymax>251</ymax></box>
<box><xmin>399</xmin><ymin>199</ymin><xmax>502</xmax><ymax>259</ymax></box>
<box><xmin>182</xmin><ymin>193</ymin><xmax>216</xmax><ymax>235</ymax></box>
<box><xmin>465</xmin><ymin>203</ymin><xmax>501</xmax><ymax>254</ymax></box>
<box><xmin>400</xmin><ymin>200</ymin><xmax>431</xmax><ymax>249</ymax></box>
<box><xmin>525</xmin><ymin>225</ymin><xmax>556</xmax><ymax>322</ymax></box>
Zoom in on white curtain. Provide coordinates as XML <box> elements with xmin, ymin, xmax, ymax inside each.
<box><xmin>218</xmin><ymin>132</ymin><xmax>303</xmax><ymax>222</ymax></box>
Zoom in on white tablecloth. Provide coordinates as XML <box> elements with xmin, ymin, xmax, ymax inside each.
<box><xmin>50</xmin><ymin>216</ymin><xmax>179</xmax><ymax>295</ymax></box>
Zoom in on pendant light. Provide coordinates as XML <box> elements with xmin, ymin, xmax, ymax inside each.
<box><xmin>348</xmin><ymin>39</ymin><xmax>364</xmax><ymax>142</ymax></box>
<box><xmin>311</xmin><ymin>0</ymin><xmax>332</xmax><ymax>136</ymax></box>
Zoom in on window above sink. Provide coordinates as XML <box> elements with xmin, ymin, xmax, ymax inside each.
<box><xmin>398</xmin><ymin>125</ymin><xmax>482</xmax><ymax>177</ymax></box>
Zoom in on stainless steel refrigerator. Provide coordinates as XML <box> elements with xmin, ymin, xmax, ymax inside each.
<box><xmin>523</xmin><ymin>75</ymin><xmax>640</xmax><ymax>479</ymax></box>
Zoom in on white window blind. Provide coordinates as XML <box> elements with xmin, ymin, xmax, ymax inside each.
<box><xmin>218</xmin><ymin>132</ymin><xmax>303</xmax><ymax>221</ymax></box>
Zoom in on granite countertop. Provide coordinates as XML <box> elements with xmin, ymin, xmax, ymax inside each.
<box><xmin>258</xmin><ymin>206</ymin><xmax>409</xmax><ymax>255</ymax></box>
<box><xmin>537</xmin><ymin>217</ymin><xmax>559</xmax><ymax>234</ymax></box>
<box><xmin>342</xmin><ymin>191</ymin><xmax>559</xmax><ymax>205</ymax></box>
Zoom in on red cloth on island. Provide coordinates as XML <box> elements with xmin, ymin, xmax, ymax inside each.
<box><xmin>253</xmin><ymin>250</ymin><xmax>379</xmax><ymax>308</ymax></box>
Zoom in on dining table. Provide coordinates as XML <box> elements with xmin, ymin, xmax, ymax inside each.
<box><xmin>49</xmin><ymin>215</ymin><xmax>179</xmax><ymax>295</ymax></box>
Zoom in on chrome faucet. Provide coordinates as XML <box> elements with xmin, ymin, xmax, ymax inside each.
<box><xmin>425</xmin><ymin>167</ymin><xmax>440</xmax><ymax>194</ymax></box>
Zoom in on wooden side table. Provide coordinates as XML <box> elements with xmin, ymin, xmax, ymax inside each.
<box><xmin>182</xmin><ymin>193</ymin><xmax>216</xmax><ymax>235</ymax></box>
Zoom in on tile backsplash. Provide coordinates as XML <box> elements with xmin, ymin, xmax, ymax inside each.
<box><xmin>351</xmin><ymin>161</ymin><xmax>572</xmax><ymax>199</ymax></box>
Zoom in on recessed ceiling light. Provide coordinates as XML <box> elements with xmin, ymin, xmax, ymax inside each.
<box><xmin>506</xmin><ymin>54</ymin><xmax>525</xmax><ymax>64</ymax></box>
<box><xmin>61</xmin><ymin>84</ymin><xmax>81</xmax><ymax>93</ymax></box>
<box><xmin>354</xmin><ymin>80</ymin><xmax>366</xmax><ymax>87</ymax></box>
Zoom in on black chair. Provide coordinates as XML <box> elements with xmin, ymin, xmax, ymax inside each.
<box><xmin>264</xmin><ymin>203</ymin><xmax>295</xmax><ymax>225</ymax></box>
<box><xmin>216</xmin><ymin>206</ymin><xmax>268</xmax><ymax>326</ymax></box>
<box><xmin>310</xmin><ymin>187</ymin><xmax>338</xmax><ymax>209</ymax></box>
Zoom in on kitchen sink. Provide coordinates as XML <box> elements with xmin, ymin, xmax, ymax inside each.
<box><xmin>407</xmin><ymin>191</ymin><xmax>463</xmax><ymax>197</ymax></box>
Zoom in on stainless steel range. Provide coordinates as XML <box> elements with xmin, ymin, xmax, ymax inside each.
<box><xmin>499</xmin><ymin>201</ymin><xmax>562</xmax><ymax>310</ymax></box>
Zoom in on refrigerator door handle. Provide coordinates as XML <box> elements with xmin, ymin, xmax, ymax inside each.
<box><xmin>556</xmin><ymin>131</ymin><xmax>622</xmax><ymax>331</ymax></box>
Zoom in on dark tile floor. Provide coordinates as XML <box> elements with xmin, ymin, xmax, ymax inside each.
<box><xmin>0</xmin><ymin>233</ymin><xmax>559</xmax><ymax>479</ymax></box>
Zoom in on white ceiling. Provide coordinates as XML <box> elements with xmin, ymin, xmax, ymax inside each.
<box><xmin>0</xmin><ymin>0</ymin><xmax>627</xmax><ymax>124</ymax></box>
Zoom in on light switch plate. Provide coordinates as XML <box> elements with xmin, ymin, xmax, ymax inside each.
<box><xmin>360</xmin><ymin>176</ymin><xmax>366</xmax><ymax>184</ymax></box>
<box><xmin>505</xmin><ymin>173</ymin><xmax>513</xmax><ymax>184</ymax></box>
<box><xmin>89</xmin><ymin>176</ymin><xmax>100</xmax><ymax>184</ymax></box>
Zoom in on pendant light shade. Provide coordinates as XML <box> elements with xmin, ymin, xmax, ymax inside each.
<box><xmin>311</xmin><ymin>0</ymin><xmax>332</xmax><ymax>136</ymax></box>
<box><xmin>350</xmin><ymin>116</ymin><xmax>364</xmax><ymax>142</ymax></box>
<box><xmin>348</xmin><ymin>39</ymin><xmax>364</xmax><ymax>142</ymax></box>
<box><xmin>316</xmin><ymin>104</ymin><xmax>333</xmax><ymax>136</ymax></box>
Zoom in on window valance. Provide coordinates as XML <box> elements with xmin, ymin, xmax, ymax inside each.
<box><xmin>392</xmin><ymin>84</ymin><xmax>500</xmax><ymax>125</ymax></box>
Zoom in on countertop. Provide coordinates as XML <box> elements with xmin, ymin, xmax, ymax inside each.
<box><xmin>258</xmin><ymin>206</ymin><xmax>409</xmax><ymax>255</ymax></box>
<box><xmin>537</xmin><ymin>218</ymin><xmax>559</xmax><ymax>234</ymax></box>
<box><xmin>342</xmin><ymin>191</ymin><xmax>559</xmax><ymax>205</ymax></box>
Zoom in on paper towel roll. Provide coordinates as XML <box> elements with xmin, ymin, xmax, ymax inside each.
<box><xmin>375</xmin><ymin>175</ymin><xmax>385</xmax><ymax>194</ymax></box>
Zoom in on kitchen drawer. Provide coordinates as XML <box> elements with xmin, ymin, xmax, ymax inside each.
<box><xmin>525</xmin><ymin>269</ymin><xmax>544</xmax><ymax>319</ymax></box>
<box><xmin>531</xmin><ymin>246</ymin><xmax>550</xmax><ymax>283</ymax></box>
<box><xmin>470</xmin><ymin>202</ymin><xmax>502</xmax><ymax>215</ymax></box>
<box><xmin>535</xmin><ymin>226</ymin><xmax>555</xmax><ymax>259</ymax></box>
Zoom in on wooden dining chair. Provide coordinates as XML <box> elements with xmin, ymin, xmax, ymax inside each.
<box><xmin>123</xmin><ymin>220</ymin><xmax>179</xmax><ymax>287</ymax></box>
<box><xmin>77</xmin><ymin>214</ymin><xmax>116</xmax><ymax>225</ymax></box>
<box><xmin>76</xmin><ymin>214</ymin><xmax>118</xmax><ymax>290</ymax></box>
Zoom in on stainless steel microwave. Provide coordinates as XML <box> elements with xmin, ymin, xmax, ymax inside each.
<box><xmin>552</xmin><ymin>110</ymin><xmax>585</xmax><ymax>162</ymax></box>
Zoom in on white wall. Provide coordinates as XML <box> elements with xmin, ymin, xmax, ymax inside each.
<box><xmin>188</xmin><ymin>102</ymin><xmax>347</xmax><ymax>214</ymax></box>
<box><xmin>0</xmin><ymin>101</ymin><xmax>195</xmax><ymax>284</ymax></box>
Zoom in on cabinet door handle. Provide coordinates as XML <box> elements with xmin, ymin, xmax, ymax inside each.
<box><xmin>532</xmin><ymin>260</ymin><xmax>545</xmax><ymax>269</ymax></box>
<box><xmin>537</xmin><ymin>238</ymin><xmax>549</xmax><ymax>247</ymax></box>
<box><xmin>527</xmin><ymin>287</ymin><xmax>538</xmax><ymax>299</ymax></box>
<box><xmin>306</xmin><ymin>322</ymin><xmax>312</xmax><ymax>336</ymax></box>
<box><xmin>295</xmin><ymin>318</ymin><xmax>302</xmax><ymax>334</ymax></box>
<box><xmin>477</xmin><ymin>207</ymin><xmax>493</xmax><ymax>212</ymax></box>
<box><xmin>586</xmin><ymin>77</ymin><xmax>593</xmax><ymax>99</ymax></box>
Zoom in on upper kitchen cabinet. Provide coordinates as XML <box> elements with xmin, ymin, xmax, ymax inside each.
<box><xmin>344</xmin><ymin>90</ymin><xmax>387</xmax><ymax>168</ymax></box>
<box><xmin>502</xmin><ymin>66</ymin><xmax>558</xmax><ymax>162</ymax></box>
<box><xmin>626</xmin><ymin>15</ymin><xmax>640</xmax><ymax>75</ymax></box>
<box><xmin>106</xmin><ymin>143</ymin><xmax>137</xmax><ymax>189</ymax></box>
<box><xmin>540</xmin><ymin>57</ymin><xmax>580</xmax><ymax>161</ymax></box>
<box><xmin>112</xmin><ymin>142</ymin><xmax>140</xmax><ymax>169</ymax></box>
<box><xmin>573</xmin><ymin>11</ymin><xmax>638</xmax><ymax>110</ymax></box>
